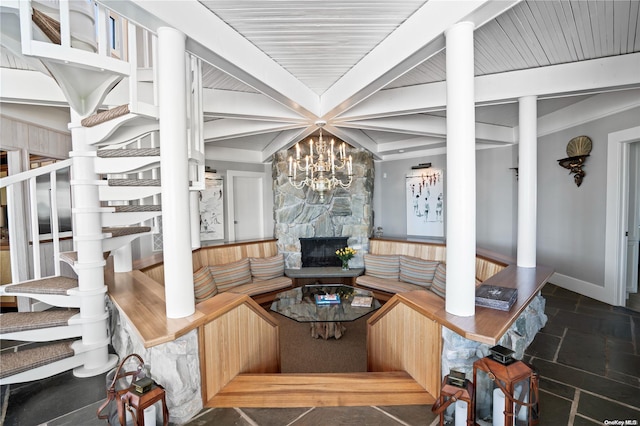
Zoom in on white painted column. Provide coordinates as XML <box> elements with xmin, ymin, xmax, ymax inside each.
<box><xmin>158</xmin><ymin>27</ymin><xmax>195</xmax><ymax>318</ymax></box>
<box><xmin>69</xmin><ymin>110</ymin><xmax>117</xmax><ymax>375</ymax></box>
<box><xmin>444</xmin><ymin>21</ymin><xmax>476</xmax><ymax>317</ymax></box>
<box><xmin>517</xmin><ymin>96</ymin><xmax>537</xmax><ymax>268</ymax></box>
<box><xmin>190</xmin><ymin>191</ymin><xmax>201</xmax><ymax>249</ymax></box>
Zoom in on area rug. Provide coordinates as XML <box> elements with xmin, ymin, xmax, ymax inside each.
<box><xmin>270</xmin><ymin>311</ymin><xmax>371</xmax><ymax>373</ymax></box>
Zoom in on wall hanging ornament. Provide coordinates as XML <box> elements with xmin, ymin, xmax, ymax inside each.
<box><xmin>557</xmin><ymin>135</ymin><xmax>592</xmax><ymax>187</ymax></box>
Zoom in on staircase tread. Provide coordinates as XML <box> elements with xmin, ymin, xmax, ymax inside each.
<box><xmin>103</xmin><ymin>226</ymin><xmax>152</xmax><ymax>237</ymax></box>
<box><xmin>0</xmin><ymin>309</ymin><xmax>80</xmax><ymax>334</ymax></box>
<box><xmin>209</xmin><ymin>371</ymin><xmax>435</xmax><ymax>408</ymax></box>
<box><xmin>113</xmin><ymin>205</ymin><xmax>162</xmax><ymax>212</ymax></box>
<box><xmin>81</xmin><ymin>104</ymin><xmax>130</xmax><ymax>127</ymax></box>
<box><xmin>3</xmin><ymin>276</ymin><xmax>78</xmax><ymax>295</ymax></box>
<box><xmin>32</xmin><ymin>8</ymin><xmax>61</xmax><ymax>45</ymax></box>
<box><xmin>98</xmin><ymin>148</ymin><xmax>160</xmax><ymax>158</ymax></box>
<box><xmin>0</xmin><ymin>340</ymin><xmax>75</xmax><ymax>379</ymax></box>
<box><xmin>108</xmin><ymin>178</ymin><xmax>160</xmax><ymax>187</ymax></box>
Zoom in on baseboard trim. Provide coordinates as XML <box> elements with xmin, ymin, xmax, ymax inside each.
<box><xmin>550</xmin><ymin>273</ymin><xmax>613</xmax><ymax>305</ymax></box>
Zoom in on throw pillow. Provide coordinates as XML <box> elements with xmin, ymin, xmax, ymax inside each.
<box><xmin>209</xmin><ymin>258</ymin><xmax>252</xmax><ymax>292</ymax></box>
<box><xmin>193</xmin><ymin>266</ymin><xmax>218</xmax><ymax>303</ymax></box>
<box><xmin>399</xmin><ymin>256</ymin><xmax>439</xmax><ymax>288</ymax></box>
<box><xmin>430</xmin><ymin>263</ymin><xmax>447</xmax><ymax>298</ymax></box>
<box><xmin>250</xmin><ymin>253</ymin><xmax>285</xmax><ymax>280</ymax></box>
<box><xmin>364</xmin><ymin>254</ymin><xmax>400</xmax><ymax>280</ymax></box>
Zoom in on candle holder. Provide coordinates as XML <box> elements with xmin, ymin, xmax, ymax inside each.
<box><xmin>432</xmin><ymin>369</ymin><xmax>474</xmax><ymax>426</ymax></box>
<box><xmin>472</xmin><ymin>346</ymin><xmax>539</xmax><ymax>426</ymax></box>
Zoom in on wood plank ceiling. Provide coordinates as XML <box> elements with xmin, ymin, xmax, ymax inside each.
<box><xmin>3</xmin><ymin>0</ymin><xmax>639</xmax><ymax>161</ymax></box>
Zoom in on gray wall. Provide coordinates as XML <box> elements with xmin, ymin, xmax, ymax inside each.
<box><xmin>537</xmin><ymin>106</ymin><xmax>640</xmax><ymax>286</ymax></box>
<box><xmin>374</xmin><ymin>107</ymin><xmax>640</xmax><ymax>289</ymax></box>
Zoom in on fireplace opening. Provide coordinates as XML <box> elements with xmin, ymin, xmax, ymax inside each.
<box><xmin>300</xmin><ymin>237</ymin><xmax>348</xmax><ymax>267</ymax></box>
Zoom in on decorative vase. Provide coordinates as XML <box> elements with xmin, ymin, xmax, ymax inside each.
<box><xmin>341</xmin><ymin>260</ymin><xmax>349</xmax><ymax>270</ymax></box>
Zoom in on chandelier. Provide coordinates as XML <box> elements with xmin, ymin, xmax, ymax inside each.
<box><xmin>287</xmin><ymin>121</ymin><xmax>353</xmax><ymax>202</ymax></box>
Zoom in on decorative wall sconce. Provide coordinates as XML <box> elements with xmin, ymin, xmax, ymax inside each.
<box><xmin>557</xmin><ymin>136</ymin><xmax>592</xmax><ymax>187</ymax></box>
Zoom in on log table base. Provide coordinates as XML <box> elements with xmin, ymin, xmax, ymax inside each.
<box><xmin>310</xmin><ymin>322</ymin><xmax>346</xmax><ymax>339</ymax></box>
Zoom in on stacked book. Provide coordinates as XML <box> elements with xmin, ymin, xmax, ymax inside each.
<box><xmin>475</xmin><ymin>285</ymin><xmax>518</xmax><ymax>311</ymax></box>
<box><xmin>315</xmin><ymin>293</ymin><xmax>341</xmax><ymax>305</ymax></box>
<box><xmin>351</xmin><ymin>296</ymin><xmax>373</xmax><ymax>308</ymax></box>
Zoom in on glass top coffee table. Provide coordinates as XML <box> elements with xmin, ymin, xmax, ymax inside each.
<box><xmin>270</xmin><ymin>284</ymin><xmax>381</xmax><ymax>339</ymax></box>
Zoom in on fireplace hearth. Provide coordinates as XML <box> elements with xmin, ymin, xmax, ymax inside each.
<box><xmin>300</xmin><ymin>237</ymin><xmax>348</xmax><ymax>267</ymax></box>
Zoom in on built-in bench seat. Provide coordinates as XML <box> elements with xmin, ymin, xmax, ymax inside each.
<box><xmin>138</xmin><ymin>239</ymin><xmax>293</xmax><ymax>306</ymax></box>
<box><xmin>356</xmin><ymin>238</ymin><xmax>554</xmax><ymax>344</ymax></box>
<box><xmin>354</xmin><ymin>238</ymin><xmax>505</xmax><ymax>302</ymax></box>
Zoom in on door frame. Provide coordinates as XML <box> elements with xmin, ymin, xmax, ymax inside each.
<box><xmin>605</xmin><ymin>125</ymin><xmax>640</xmax><ymax>306</ymax></box>
<box><xmin>226</xmin><ymin>170</ymin><xmax>265</xmax><ymax>242</ymax></box>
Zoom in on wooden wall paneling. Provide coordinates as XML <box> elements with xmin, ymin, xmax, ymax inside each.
<box><xmin>368</xmin><ymin>298</ymin><xmax>441</xmax><ymax>397</ymax></box>
<box><xmin>202</xmin><ymin>301</ymin><xmax>279</xmax><ymax>405</ymax></box>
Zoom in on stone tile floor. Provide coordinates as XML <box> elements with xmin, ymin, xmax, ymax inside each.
<box><xmin>1</xmin><ymin>283</ymin><xmax>639</xmax><ymax>425</ymax></box>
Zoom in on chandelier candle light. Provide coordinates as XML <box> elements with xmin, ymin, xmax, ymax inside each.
<box><xmin>288</xmin><ymin>120</ymin><xmax>353</xmax><ymax>202</ymax></box>
<box><xmin>336</xmin><ymin>247</ymin><xmax>356</xmax><ymax>270</ymax></box>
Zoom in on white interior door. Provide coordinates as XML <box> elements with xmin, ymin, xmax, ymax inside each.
<box><xmin>227</xmin><ymin>171</ymin><xmax>264</xmax><ymax>241</ymax></box>
<box><xmin>626</xmin><ymin>142</ymin><xmax>639</xmax><ymax>294</ymax></box>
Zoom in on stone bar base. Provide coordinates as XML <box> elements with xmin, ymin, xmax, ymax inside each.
<box><xmin>441</xmin><ymin>294</ymin><xmax>547</xmax><ymax>377</ymax></box>
<box><xmin>108</xmin><ymin>301</ymin><xmax>203</xmax><ymax>424</ymax></box>
<box><xmin>311</xmin><ymin>321</ymin><xmax>346</xmax><ymax>339</ymax></box>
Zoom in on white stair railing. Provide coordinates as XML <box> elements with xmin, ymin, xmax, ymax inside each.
<box><xmin>0</xmin><ymin>159</ymin><xmax>73</xmax><ymax>285</ymax></box>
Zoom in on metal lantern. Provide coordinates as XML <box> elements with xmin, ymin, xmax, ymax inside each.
<box><xmin>472</xmin><ymin>346</ymin><xmax>539</xmax><ymax>426</ymax></box>
<box><xmin>432</xmin><ymin>369</ymin><xmax>475</xmax><ymax>426</ymax></box>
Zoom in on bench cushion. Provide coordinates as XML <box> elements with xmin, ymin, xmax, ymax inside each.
<box><xmin>193</xmin><ymin>266</ymin><xmax>218</xmax><ymax>303</ymax></box>
<box><xmin>399</xmin><ymin>256</ymin><xmax>439</xmax><ymax>288</ymax></box>
<box><xmin>356</xmin><ymin>275</ymin><xmax>426</xmax><ymax>294</ymax></box>
<box><xmin>209</xmin><ymin>258</ymin><xmax>252</xmax><ymax>292</ymax></box>
<box><xmin>430</xmin><ymin>263</ymin><xmax>447</xmax><ymax>298</ymax></box>
<box><xmin>229</xmin><ymin>276</ymin><xmax>293</xmax><ymax>296</ymax></box>
<box><xmin>250</xmin><ymin>254</ymin><xmax>285</xmax><ymax>280</ymax></box>
<box><xmin>364</xmin><ymin>254</ymin><xmax>400</xmax><ymax>280</ymax></box>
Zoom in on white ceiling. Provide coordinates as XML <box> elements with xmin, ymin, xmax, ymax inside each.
<box><xmin>4</xmin><ymin>0</ymin><xmax>640</xmax><ymax>162</ymax></box>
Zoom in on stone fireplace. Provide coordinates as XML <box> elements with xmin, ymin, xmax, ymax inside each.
<box><xmin>272</xmin><ymin>148</ymin><xmax>374</xmax><ymax>269</ymax></box>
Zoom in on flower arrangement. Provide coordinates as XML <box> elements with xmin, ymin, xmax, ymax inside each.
<box><xmin>335</xmin><ymin>247</ymin><xmax>356</xmax><ymax>270</ymax></box>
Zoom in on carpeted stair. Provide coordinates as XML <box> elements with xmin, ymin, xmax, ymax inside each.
<box><xmin>3</xmin><ymin>276</ymin><xmax>78</xmax><ymax>295</ymax></box>
<box><xmin>103</xmin><ymin>226</ymin><xmax>151</xmax><ymax>238</ymax></box>
<box><xmin>98</xmin><ymin>148</ymin><xmax>160</xmax><ymax>157</ymax></box>
<box><xmin>107</xmin><ymin>178</ymin><xmax>160</xmax><ymax>187</ymax></box>
<box><xmin>112</xmin><ymin>205</ymin><xmax>161</xmax><ymax>212</ymax></box>
<box><xmin>0</xmin><ymin>309</ymin><xmax>79</xmax><ymax>334</ymax></box>
<box><xmin>31</xmin><ymin>8</ymin><xmax>61</xmax><ymax>45</ymax></box>
<box><xmin>81</xmin><ymin>104</ymin><xmax>130</xmax><ymax>127</ymax></box>
<box><xmin>0</xmin><ymin>340</ymin><xmax>75</xmax><ymax>379</ymax></box>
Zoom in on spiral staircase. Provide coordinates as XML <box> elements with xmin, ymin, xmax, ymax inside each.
<box><xmin>0</xmin><ymin>0</ymin><xmax>204</xmax><ymax>384</ymax></box>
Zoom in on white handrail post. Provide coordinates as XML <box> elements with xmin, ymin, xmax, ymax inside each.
<box><xmin>50</xmin><ymin>169</ymin><xmax>61</xmax><ymax>276</ymax></box>
<box><xmin>59</xmin><ymin>0</ymin><xmax>71</xmax><ymax>48</ymax></box>
<box><xmin>28</xmin><ymin>177</ymin><xmax>41</xmax><ymax>279</ymax></box>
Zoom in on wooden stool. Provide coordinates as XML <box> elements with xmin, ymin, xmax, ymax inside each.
<box><xmin>121</xmin><ymin>384</ymin><xmax>169</xmax><ymax>426</ymax></box>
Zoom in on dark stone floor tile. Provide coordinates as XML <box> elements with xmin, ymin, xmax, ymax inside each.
<box><xmin>557</xmin><ymin>330</ymin><xmax>606</xmax><ymax>375</ymax></box>
<box><xmin>184</xmin><ymin>407</ymin><xmax>252</xmax><ymax>426</ymax></box>
<box><xmin>3</xmin><ymin>370</ymin><xmax>106</xmax><ymax>426</ymax></box>
<box><xmin>572</xmin><ymin>415</ymin><xmax>601</xmax><ymax>425</ymax></box>
<box><xmin>291</xmin><ymin>406</ymin><xmax>405</xmax><ymax>425</ymax></box>
<box><xmin>577</xmin><ymin>391</ymin><xmax>640</xmax><ymax>423</ymax></box>
<box><xmin>378</xmin><ymin>404</ymin><xmax>437</xmax><ymax>425</ymax></box>
<box><xmin>577</xmin><ymin>296</ymin><xmax>614</xmax><ymax>313</ymax></box>
<box><xmin>605</xmin><ymin>369</ymin><xmax>640</xmax><ymax>387</ymax></box>
<box><xmin>552</xmin><ymin>310</ymin><xmax>632</xmax><ymax>341</ymax></box>
<box><xmin>242</xmin><ymin>407</ymin><xmax>313</xmax><ymax>426</ymax></box>
<box><xmin>608</xmin><ymin>349</ymin><xmax>640</xmax><ymax>378</ymax></box>
<box><xmin>607</xmin><ymin>336</ymin><xmax>635</xmax><ymax>354</ymax></box>
<box><xmin>46</xmin><ymin>400</ymin><xmax>105</xmax><ymax>426</ymax></box>
<box><xmin>532</xmin><ymin>358</ymin><xmax>640</xmax><ymax>408</ymax></box>
<box><xmin>538</xmin><ymin>376</ymin><xmax>576</xmax><ymax>400</ymax></box>
<box><xmin>544</xmin><ymin>295</ymin><xmax>579</xmax><ymax>312</ymax></box>
<box><xmin>526</xmin><ymin>332</ymin><xmax>561</xmax><ymax>360</ymax></box>
<box><xmin>548</xmin><ymin>285</ymin><xmax>582</xmax><ymax>300</ymax></box>
<box><xmin>614</xmin><ymin>305</ymin><xmax>640</xmax><ymax>318</ymax></box>
<box><xmin>538</xmin><ymin>389</ymin><xmax>572</xmax><ymax>425</ymax></box>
